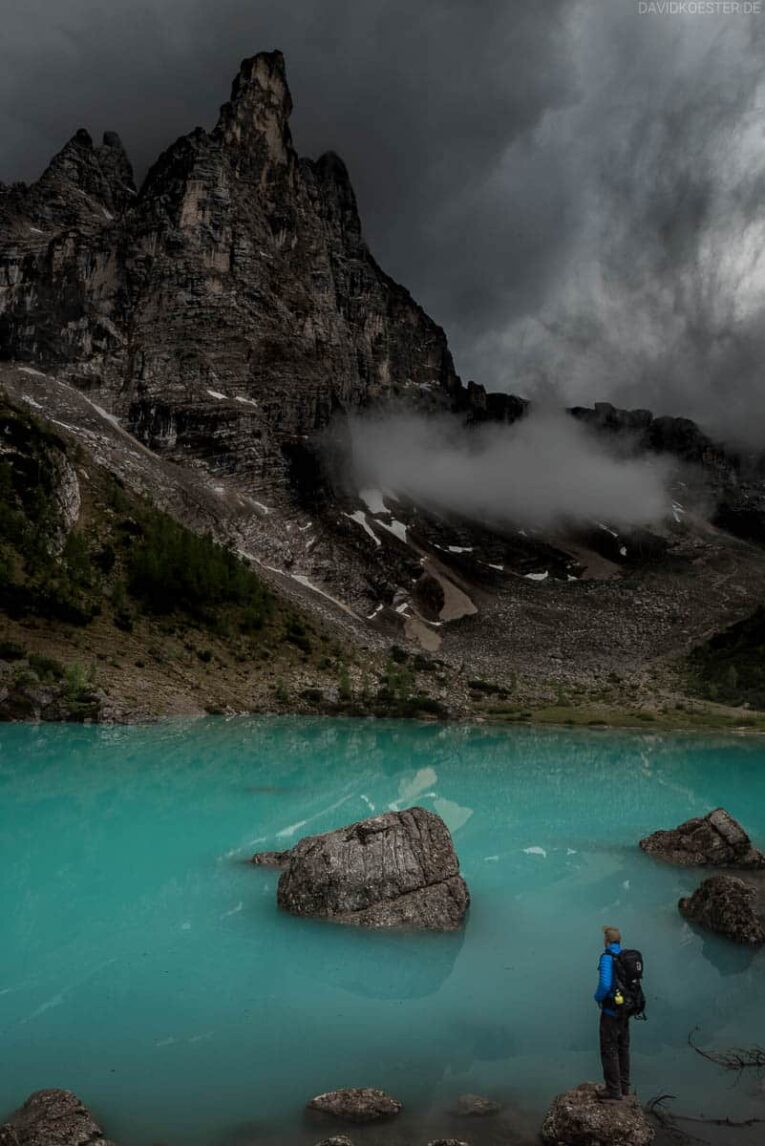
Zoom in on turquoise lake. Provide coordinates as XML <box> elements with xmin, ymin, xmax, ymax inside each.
<box><xmin>2</xmin><ymin>717</ymin><xmax>765</xmax><ymax>1145</ymax></box>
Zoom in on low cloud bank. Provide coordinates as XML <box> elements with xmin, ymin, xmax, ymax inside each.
<box><xmin>348</xmin><ymin>409</ymin><xmax>670</xmax><ymax>529</ymax></box>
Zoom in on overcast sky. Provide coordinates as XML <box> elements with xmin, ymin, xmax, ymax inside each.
<box><xmin>3</xmin><ymin>0</ymin><xmax>765</xmax><ymax>442</ymax></box>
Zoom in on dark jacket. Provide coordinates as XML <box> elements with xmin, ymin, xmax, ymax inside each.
<box><xmin>594</xmin><ymin>941</ymin><xmax>622</xmax><ymax>1018</ymax></box>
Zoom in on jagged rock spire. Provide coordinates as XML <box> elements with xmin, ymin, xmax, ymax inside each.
<box><xmin>312</xmin><ymin>152</ymin><xmax>363</xmax><ymax>242</ymax></box>
<box><xmin>214</xmin><ymin>51</ymin><xmax>293</xmax><ymax>164</ymax></box>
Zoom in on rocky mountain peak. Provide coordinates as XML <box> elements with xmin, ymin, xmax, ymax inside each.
<box><xmin>30</xmin><ymin>126</ymin><xmax>136</xmax><ymax>220</ymax></box>
<box><xmin>214</xmin><ymin>50</ymin><xmax>294</xmax><ymax>167</ymax></box>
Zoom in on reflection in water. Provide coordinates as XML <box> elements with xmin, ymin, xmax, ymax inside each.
<box><xmin>294</xmin><ymin>922</ymin><xmax>466</xmax><ymax>1001</ymax></box>
<box><xmin>697</xmin><ymin>929</ymin><xmax>761</xmax><ymax>977</ymax></box>
<box><xmin>450</xmin><ymin>1015</ymin><xmax>519</xmax><ymax>1063</ymax></box>
<box><xmin>389</xmin><ymin>765</ymin><xmax>438</xmax><ymax>810</ymax></box>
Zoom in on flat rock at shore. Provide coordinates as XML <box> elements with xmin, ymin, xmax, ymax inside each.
<box><xmin>679</xmin><ymin>874</ymin><xmax>765</xmax><ymax>944</ymax></box>
<box><xmin>0</xmin><ymin>1089</ymin><xmax>115</xmax><ymax>1146</ymax></box>
<box><xmin>253</xmin><ymin>807</ymin><xmax>470</xmax><ymax>930</ymax></box>
<box><xmin>639</xmin><ymin>808</ymin><xmax>765</xmax><ymax>868</ymax></box>
<box><xmin>307</xmin><ymin>1088</ymin><xmax>403</xmax><ymax>1123</ymax></box>
<box><xmin>541</xmin><ymin>1082</ymin><xmax>654</xmax><ymax>1146</ymax></box>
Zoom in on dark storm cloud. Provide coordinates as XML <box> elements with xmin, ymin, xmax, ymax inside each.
<box><xmin>489</xmin><ymin>4</ymin><xmax>765</xmax><ymax>443</ymax></box>
<box><xmin>2</xmin><ymin>1</ymin><xmax>765</xmax><ymax>441</ymax></box>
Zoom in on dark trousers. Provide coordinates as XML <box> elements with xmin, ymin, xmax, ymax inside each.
<box><xmin>599</xmin><ymin>1012</ymin><xmax>630</xmax><ymax>1097</ymax></box>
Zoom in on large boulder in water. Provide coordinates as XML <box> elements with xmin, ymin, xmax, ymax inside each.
<box><xmin>679</xmin><ymin>874</ymin><xmax>765</xmax><ymax>945</ymax></box>
<box><xmin>307</xmin><ymin>1088</ymin><xmax>402</xmax><ymax>1123</ymax></box>
<box><xmin>0</xmin><ymin>1089</ymin><xmax>115</xmax><ymax>1146</ymax></box>
<box><xmin>255</xmin><ymin>807</ymin><xmax>470</xmax><ymax>930</ymax></box>
<box><xmin>639</xmin><ymin>808</ymin><xmax>765</xmax><ymax>869</ymax></box>
<box><xmin>541</xmin><ymin>1083</ymin><xmax>654</xmax><ymax>1146</ymax></box>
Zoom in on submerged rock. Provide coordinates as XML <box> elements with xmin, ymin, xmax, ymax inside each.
<box><xmin>314</xmin><ymin>1138</ymin><xmax>354</xmax><ymax>1146</ymax></box>
<box><xmin>307</xmin><ymin>1088</ymin><xmax>402</xmax><ymax>1123</ymax></box>
<box><xmin>259</xmin><ymin>807</ymin><xmax>469</xmax><ymax>930</ymax></box>
<box><xmin>0</xmin><ymin>1089</ymin><xmax>115</xmax><ymax>1146</ymax></box>
<box><xmin>452</xmin><ymin>1093</ymin><xmax>502</xmax><ymax>1116</ymax></box>
<box><xmin>679</xmin><ymin>874</ymin><xmax>765</xmax><ymax>944</ymax></box>
<box><xmin>250</xmin><ymin>849</ymin><xmax>291</xmax><ymax>867</ymax></box>
<box><xmin>639</xmin><ymin>808</ymin><xmax>765</xmax><ymax>869</ymax></box>
<box><xmin>541</xmin><ymin>1082</ymin><xmax>654</xmax><ymax>1146</ymax></box>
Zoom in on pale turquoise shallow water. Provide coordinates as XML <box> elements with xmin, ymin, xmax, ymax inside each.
<box><xmin>2</xmin><ymin>717</ymin><xmax>765</xmax><ymax>1145</ymax></box>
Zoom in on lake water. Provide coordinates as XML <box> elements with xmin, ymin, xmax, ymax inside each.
<box><xmin>2</xmin><ymin>717</ymin><xmax>765</xmax><ymax>1145</ymax></box>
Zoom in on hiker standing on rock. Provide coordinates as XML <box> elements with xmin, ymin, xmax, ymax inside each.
<box><xmin>594</xmin><ymin>926</ymin><xmax>646</xmax><ymax>1103</ymax></box>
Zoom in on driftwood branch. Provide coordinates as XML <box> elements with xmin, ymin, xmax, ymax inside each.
<box><xmin>646</xmin><ymin>1092</ymin><xmax>765</xmax><ymax>1143</ymax></box>
<box><xmin>645</xmin><ymin>1094</ymin><xmax>704</xmax><ymax>1143</ymax></box>
<box><xmin>688</xmin><ymin>1027</ymin><xmax>765</xmax><ymax>1073</ymax></box>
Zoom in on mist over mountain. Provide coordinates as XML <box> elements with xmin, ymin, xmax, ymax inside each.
<box><xmin>349</xmin><ymin>409</ymin><xmax>672</xmax><ymax>529</ymax></box>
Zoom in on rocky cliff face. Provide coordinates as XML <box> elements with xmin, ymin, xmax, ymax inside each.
<box><xmin>0</xmin><ymin>52</ymin><xmax>458</xmax><ymax>491</ymax></box>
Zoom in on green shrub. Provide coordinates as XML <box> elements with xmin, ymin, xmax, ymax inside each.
<box><xmin>338</xmin><ymin>664</ymin><xmax>352</xmax><ymax>701</ymax></box>
<box><xmin>94</xmin><ymin>544</ymin><xmax>116</xmax><ymax>573</ymax></box>
<box><xmin>285</xmin><ymin>619</ymin><xmax>312</xmax><ymax>654</ymax></box>
<box><xmin>402</xmin><ymin>695</ymin><xmax>446</xmax><ymax>717</ymax></box>
<box><xmin>114</xmin><ymin>610</ymin><xmax>134</xmax><ymax>632</ymax></box>
<box><xmin>62</xmin><ymin>663</ymin><xmax>94</xmax><ymax>701</ymax></box>
<box><xmin>24</xmin><ymin>569</ymin><xmax>100</xmax><ymax>625</ymax></box>
<box><xmin>108</xmin><ymin>478</ymin><xmax>130</xmax><ymax>513</ymax></box>
<box><xmin>468</xmin><ymin>678</ymin><xmax>496</xmax><ymax>694</ymax></box>
<box><xmin>0</xmin><ymin>639</ymin><xmax>26</xmax><ymax>661</ymax></box>
<box><xmin>239</xmin><ymin>605</ymin><xmax>266</xmax><ymax>633</ymax></box>
<box><xmin>27</xmin><ymin>653</ymin><xmax>64</xmax><ymax>681</ymax></box>
<box><xmin>12</xmin><ymin>664</ymin><xmax>38</xmax><ymax>688</ymax></box>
